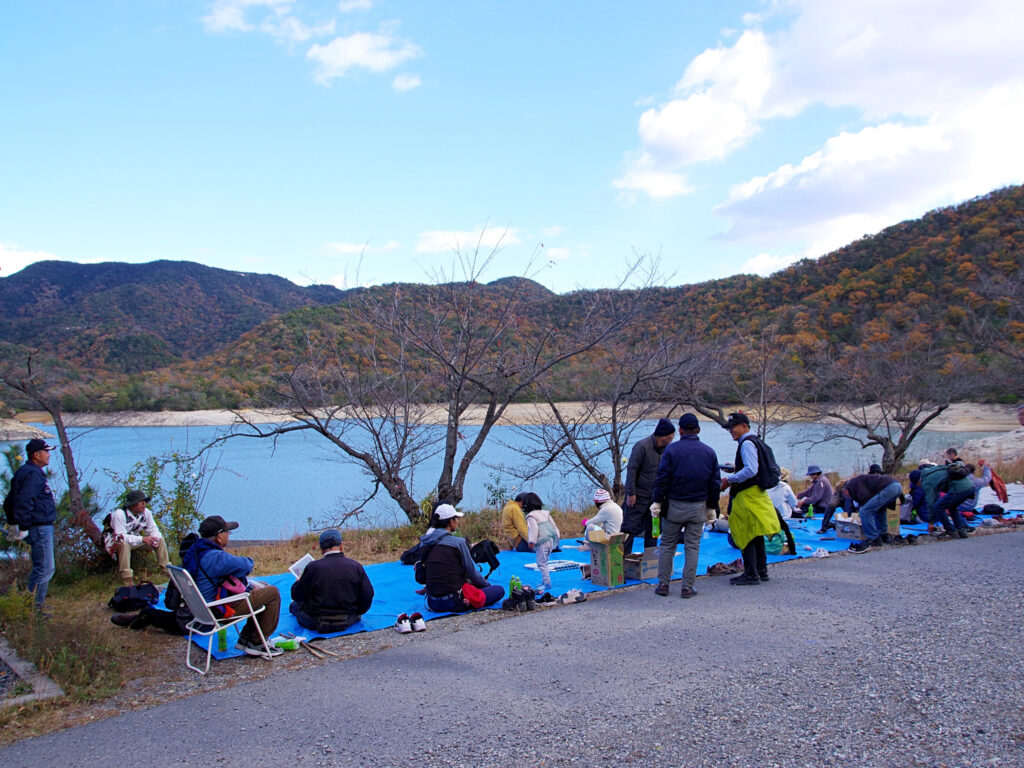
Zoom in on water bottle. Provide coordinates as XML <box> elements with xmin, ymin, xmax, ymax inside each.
<box><xmin>651</xmin><ymin>515</ymin><xmax>661</xmax><ymax>539</ymax></box>
<box><xmin>217</xmin><ymin>629</ymin><xmax>227</xmax><ymax>652</ymax></box>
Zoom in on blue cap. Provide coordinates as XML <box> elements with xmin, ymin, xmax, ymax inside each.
<box><xmin>678</xmin><ymin>413</ymin><xmax>699</xmax><ymax>431</ymax></box>
<box><xmin>654</xmin><ymin>418</ymin><xmax>675</xmax><ymax>436</ymax></box>
<box><xmin>806</xmin><ymin>465</ymin><xmax>822</xmax><ymax>476</ymax></box>
<box><xmin>319</xmin><ymin>529</ymin><xmax>343</xmax><ymax>549</ymax></box>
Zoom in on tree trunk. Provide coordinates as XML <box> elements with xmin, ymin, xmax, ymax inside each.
<box><xmin>46</xmin><ymin>403</ymin><xmax>103</xmax><ymax>548</ymax></box>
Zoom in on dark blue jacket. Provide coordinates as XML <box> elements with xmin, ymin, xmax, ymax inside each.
<box><xmin>291</xmin><ymin>553</ymin><xmax>374</xmax><ymax>617</ymax></box>
<box><xmin>182</xmin><ymin>537</ymin><xmax>254</xmax><ymax>601</ymax></box>
<box><xmin>8</xmin><ymin>462</ymin><xmax>57</xmax><ymax>528</ymax></box>
<box><xmin>650</xmin><ymin>435</ymin><xmax>721</xmax><ymax>508</ymax></box>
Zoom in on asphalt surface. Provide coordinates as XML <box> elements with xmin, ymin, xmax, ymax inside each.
<box><xmin>3</xmin><ymin>531</ymin><xmax>1023</xmax><ymax>768</ymax></box>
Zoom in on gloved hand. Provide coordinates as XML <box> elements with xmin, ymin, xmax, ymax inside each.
<box><xmin>649</xmin><ymin>502</ymin><xmax>661</xmax><ymax>518</ymax></box>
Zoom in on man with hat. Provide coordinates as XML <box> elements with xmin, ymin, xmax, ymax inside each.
<box><xmin>622</xmin><ymin>417</ymin><xmax>676</xmax><ymax>555</ymax></box>
<box><xmin>182</xmin><ymin>515</ymin><xmax>282</xmax><ymax>657</ymax></box>
<box><xmin>649</xmin><ymin>413</ymin><xmax>720</xmax><ymax>598</ymax></box>
<box><xmin>103</xmin><ymin>490</ymin><xmax>170</xmax><ymax>586</ymax></box>
<box><xmin>720</xmin><ymin>412</ymin><xmax>782</xmax><ymax>586</ymax></box>
<box><xmin>5</xmin><ymin>439</ymin><xmax>58</xmax><ymax>609</ymax></box>
<box><xmin>290</xmin><ymin>529</ymin><xmax>374</xmax><ymax>633</ymax></box>
<box><xmin>418</xmin><ymin>504</ymin><xmax>504</xmax><ymax>612</ymax></box>
<box><xmin>796</xmin><ymin>465</ymin><xmax>834</xmax><ymax>532</ymax></box>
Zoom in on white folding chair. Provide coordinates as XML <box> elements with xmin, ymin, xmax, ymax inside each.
<box><xmin>165</xmin><ymin>565</ymin><xmax>274</xmax><ymax>675</ymax></box>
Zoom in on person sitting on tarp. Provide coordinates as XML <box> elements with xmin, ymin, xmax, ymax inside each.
<box><xmin>843</xmin><ymin>470</ymin><xmax>905</xmax><ymax>553</ymax></box>
<box><xmin>290</xmin><ymin>529</ymin><xmax>374</xmax><ymax>634</ymax></box>
<box><xmin>418</xmin><ymin>504</ymin><xmax>504</xmax><ymax>613</ymax></box>
<box><xmin>584</xmin><ymin>488</ymin><xmax>623</xmax><ymax>537</ymax></box>
<box><xmin>500</xmin><ymin>493</ymin><xmax>531</xmax><ymax>552</ymax></box>
<box><xmin>796</xmin><ymin>465</ymin><xmax>834</xmax><ymax>531</ymax></box>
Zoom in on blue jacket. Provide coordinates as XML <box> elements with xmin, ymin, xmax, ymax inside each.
<box><xmin>182</xmin><ymin>537</ymin><xmax>254</xmax><ymax>601</ymax></box>
<box><xmin>650</xmin><ymin>434</ymin><xmax>721</xmax><ymax>507</ymax></box>
<box><xmin>8</xmin><ymin>462</ymin><xmax>57</xmax><ymax>528</ymax></box>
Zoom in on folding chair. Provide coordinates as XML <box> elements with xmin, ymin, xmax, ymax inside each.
<box><xmin>165</xmin><ymin>565</ymin><xmax>275</xmax><ymax>675</ymax></box>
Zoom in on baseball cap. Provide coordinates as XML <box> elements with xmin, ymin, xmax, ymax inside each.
<box><xmin>434</xmin><ymin>504</ymin><xmax>463</xmax><ymax>521</ymax></box>
<box><xmin>319</xmin><ymin>528</ymin><xmax>343</xmax><ymax>549</ymax></box>
<box><xmin>199</xmin><ymin>515</ymin><xmax>240</xmax><ymax>538</ymax></box>
<box><xmin>678</xmin><ymin>413</ymin><xmax>699</xmax><ymax>431</ymax></box>
<box><xmin>26</xmin><ymin>439</ymin><xmax>55</xmax><ymax>455</ymax></box>
<box><xmin>723</xmin><ymin>412</ymin><xmax>749</xmax><ymax>429</ymax></box>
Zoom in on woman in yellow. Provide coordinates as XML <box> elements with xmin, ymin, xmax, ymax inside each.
<box><xmin>720</xmin><ymin>412</ymin><xmax>781</xmax><ymax>585</ymax></box>
<box><xmin>500</xmin><ymin>493</ymin><xmax>532</xmax><ymax>552</ymax></box>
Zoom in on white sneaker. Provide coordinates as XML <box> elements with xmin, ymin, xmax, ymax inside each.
<box><xmin>394</xmin><ymin>613</ymin><xmax>412</xmax><ymax>633</ymax></box>
<box><xmin>235</xmin><ymin>638</ymin><xmax>283</xmax><ymax>657</ymax></box>
<box><xmin>410</xmin><ymin>612</ymin><xmax>427</xmax><ymax>632</ymax></box>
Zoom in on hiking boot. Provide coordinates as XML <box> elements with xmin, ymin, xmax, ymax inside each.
<box><xmin>522</xmin><ymin>588</ymin><xmax>537</xmax><ymax>611</ymax></box>
<box><xmin>680</xmin><ymin>587</ymin><xmax>697</xmax><ymax>598</ymax></box>
<box><xmin>110</xmin><ymin>612</ymin><xmax>139</xmax><ymax>628</ymax></box>
<box><xmin>654</xmin><ymin>583</ymin><xmax>669</xmax><ymax>597</ymax></box>
<box><xmin>729</xmin><ymin>574</ymin><xmax>760</xmax><ymax>586</ymax></box>
<box><xmin>235</xmin><ymin>637</ymin><xmax>283</xmax><ymax>657</ymax></box>
<box><xmin>501</xmin><ymin>589</ymin><xmax>525</xmax><ymax>612</ymax></box>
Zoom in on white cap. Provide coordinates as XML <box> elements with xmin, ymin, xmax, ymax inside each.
<box><xmin>435</xmin><ymin>504</ymin><xmax>463</xmax><ymax>521</ymax></box>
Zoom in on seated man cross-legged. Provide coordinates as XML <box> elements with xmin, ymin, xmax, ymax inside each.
<box><xmin>290</xmin><ymin>529</ymin><xmax>374</xmax><ymax>633</ymax></box>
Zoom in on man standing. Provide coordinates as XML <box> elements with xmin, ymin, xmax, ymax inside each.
<box><xmin>649</xmin><ymin>414</ymin><xmax>720</xmax><ymax>598</ymax></box>
<box><xmin>6</xmin><ymin>439</ymin><xmax>57</xmax><ymax>610</ymax></box>
<box><xmin>720</xmin><ymin>413</ymin><xmax>781</xmax><ymax>586</ymax></box>
<box><xmin>842</xmin><ymin>470</ymin><xmax>905</xmax><ymax>552</ymax></box>
<box><xmin>622</xmin><ymin>418</ymin><xmax>675</xmax><ymax>555</ymax></box>
<box><xmin>182</xmin><ymin>515</ymin><xmax>283</xmax><ymax>657</ymax></box>
<box><xmin>104</xmin><ymin>490</ymin><xmax>170</xmax><ymax>586</ymax></box>
<box><xmin>290</xmin><ymin>529</ymin><xmax>374</xmax><ymax>633</ymax></box>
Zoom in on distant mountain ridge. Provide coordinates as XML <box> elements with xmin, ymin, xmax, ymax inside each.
<box><xmin>1</xmin><ymin>185</ymin><xmax>1022</xmax><ymax>411</ymax></box>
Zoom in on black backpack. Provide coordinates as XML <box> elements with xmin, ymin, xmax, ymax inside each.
<box><xmin>746</xmin><ymin>436</ymin><xmax>781</xmax><ymax>490</ymax></box>
<box><xmin>469</xmin><ymin>539</ymin><xmax>500</xmax><ymax>578</ymax></box>
<box><xmin>399</xmin><ymin>541</ymin><xmax>421</xmax><ymax>565</ymax></box>
<box><xmin>108</xmin><ymin>581</ymin><xmax>160</xmax><ymax>611</ymax></box>
<box><xmin>946</xmin><ymin>460</ymin><xmax>969</xmax><ymax>481</ymax></box>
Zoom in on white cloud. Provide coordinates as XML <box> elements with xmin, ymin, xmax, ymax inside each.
<box><xmin>613</xmin><ymin>160</ymin><xmax>692</xmax><ymax>199</ymax></box>
<box><xmin>540</xmin><ymin>225</ymin><xmax>564</xmax><ymax>237</ymax></box>
<box><xmin>739</xmin><ymin>252</ymin><xmax>801</xmax><ymax>276</ymax></box>
<box><xmin>546</xmin><ymin>247</ymin><xmax>570</xmax><ymax>261</ymax></box>
<box><xmin>415</xmin><ymin>227</ymin><xmax>520</xmax><ymax>254</ymax></box>
<box><xmin>0</xmin><ymin>242</ymin><xmax>58</xmax><ymax>276</ymax></box>
<box><xmin>392</xmin><ymin>73</ymin><xmax>422</xmax><ymax>92</ymax></box>
<box><xmin>202</xmin><ymin>0</ymin><xmax>293</xmax><ymax>34</ymax></box>
<box><xmin>308</xmin><ymin>32</ymin><xmax>421</xmax><ymax>84</ymax></box>
<box><xmin>337</xmin><ymin>0</ymin><xmax>373</xmax><ymax>11</ymax></box>
<box><xmin>260</xmin><ymin>15</ymin><xmax>335</xmax><ymax>43</ymax></box>
<box><xmin>323</xmin><ymin>240</ymin><xmax>400</xmax><ymax>254</ymax></box>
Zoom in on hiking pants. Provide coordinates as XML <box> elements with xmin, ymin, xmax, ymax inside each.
<box><xmin>742</xmin><ymin>535</ymin><xmax>767</xmax><ymax>580</ymax></box>
<box><xmin>657</xmin><ymin>500</ymin><xmax>705</xmax><ymax>590</ymax></box>
<box><xmin>932</xmin><ymin>490</ymin><xmax>974</xmax><ymax>532</ymax></box>
<box><xmin>859</xmin><ymin>482</ymin><xmax>902</xmax><ymax>542</ymax></box>
<box><xmin>235</xmin><ymin>585</ymin><xmax>281</xmax><ymax>645</ymax></box>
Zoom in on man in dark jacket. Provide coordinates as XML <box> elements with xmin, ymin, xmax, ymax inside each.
<box><xmin>622</xmin><ymin>417</ymin><xmax>675</xmax><ymax>555</ymax></box>
<box><xmin>419</xmin><ymin>504</ymin><xmax>504</xmax><ymax>612</ymax></box>
<box><xmin>290</xmin><ymin>529</ymin><xmax>374</xmax><ymax>633</ymax></box>
<box><xmin>649</xmin><ymin>414</ymin><xmax>720</xmax><ymax>598</ymax></box>
<box><xmin>843</xmin><ymin>472</ymin><xmax>905</xmax><ymax>553</ymax></box>
<box><xmin>182</xmin><ymin>515</ymin><xmax>282</xmax><ymax>657</ymax></box>
<box><xmin>7</xmin><ymin>439</ymin><xmax>58</xmax><ymax>609</ymax></box>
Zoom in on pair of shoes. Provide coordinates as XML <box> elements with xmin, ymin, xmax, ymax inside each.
<box><xmin>235</xmin><ymin>637</ymin><xmax>284</xmax><ymax>657</ymax></box>
<box><xmin>679</xmin><ymin>587</ymin><xmax>696</xmax><ymax>598</ymax></box>
<box><xmin>536</xmin><ymin>592</ymin><xmax>556</xmax><ymax>605</ymax></box>
<box><xmin>395</xmin><ymin>613</ymin><xmax>413</xmax><ymax>633</ymax></box>
<box><xmin>558</xmin><ymin>589</ymin><xmax>586</xmax><ymax>605</ymax></box>
<box><xmin>654</xmin><ymin>584</ymin><xmax>669</xmax><ymax>597</ymax></box>
<box><xmin>849</xmin><ymin>540</ymin><xmax>876</xmax><ymax>553</ymax></box>
<box><xmin>522</xmin><ymin>587</ymin><xmax>537</xmax><ymax>611</ymax></box>
<box><xmin>502</xmin><ymin>588</ymin><xmax>526</xmax><ymax>612</ymax></box>
<box><xmin>729</xmin><ymin>574</ymin><xmax>760</xmax><ymax>586</ymax></box>
<box><xmin>409</xmin><ymin>612</ymin><xmax>427</xmax><ymax>632</ymax></box>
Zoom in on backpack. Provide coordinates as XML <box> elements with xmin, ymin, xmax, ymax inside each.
<box><xmin>108</xmin><ymin>581</ymin><xmax>160</xmax><ymax>611</ymax></box>
<box><xmin>745</xmin><ymin>436</ymin><xmax>781</xmax><ymax>490</ymax></box>
<box><xmin>414</xmin><ymin>535</ymin><xmax>446</xmax><ymax>585</ymax></box>
<box><xmin>469</xmin><ymin>539</ymin><xmax>500</xmax><ymax>578</ymax></box>
<box><xmin>981</xmin><ymin>503</ymin><xmax>1005</xmax><ymax>517</ymax></box>
<box><xmin>946</xmin><ymin>460</ymin><xmax>969</xmax><ymax>481</ymax></box>
<box><xmin>400</xmin><ymin>541</ymin><xmax>421</xmax><ymax>565</ymax></box>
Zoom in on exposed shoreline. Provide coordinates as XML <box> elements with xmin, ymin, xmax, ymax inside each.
<box><xmin>12</xmin><ymin>401</ymin><xmax>1021</xmax><ymax>432</ymax></box>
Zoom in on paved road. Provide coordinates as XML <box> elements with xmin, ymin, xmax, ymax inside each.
<box><xmin>4</xmin><ymin>532</ymin><xmax>1023</xmax><ymax>768</ymax></box>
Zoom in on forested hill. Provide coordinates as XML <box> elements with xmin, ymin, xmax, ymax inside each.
<box><xmin>0</xmin><ymin>260</ymin><xmax>344</xmax><ymax>371</ymax></box>
<box><xmin>1</xmin><ymin>185</ymin><xmax>1022</xmax><ymax>412</ymax></box>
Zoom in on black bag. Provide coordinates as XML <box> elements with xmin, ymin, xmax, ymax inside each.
<box><xmin>749</xmin><ymin>436</ymin><xmax>781</xmax><ymax>490</ymax></box>
<box><xmin>470</xmin><ymin>539</ymin><xmax>500</xmax><ymax>578</ymax></box>
<box><xmin>946</xmin><ymin>460</ymin><xmax>969</xmax><ymax>481</ymax></box>
<box><xmin>108</xmin><ymin>581</ymin><xmax>160</xmax><ymax>611</ymax></box>
<box><xmin>981</xmin><ymin>503</ymin><xmax>1005</xmax><ymax>516</ymax></box>
<box><xmin>413</xmin><ymin>537</ymin><xmax>444</xmax><ymax>585</ymax></box>
<box><xmin>399</xmin><ymin>542</ymin><xmax>421</xmax><ymax>565</ymax></box>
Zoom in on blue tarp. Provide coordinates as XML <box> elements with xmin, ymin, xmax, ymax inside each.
<box><xmin>177</xmin><ymin>511</ymin><xmax>1017</xmax><ymax>660</ymax></box>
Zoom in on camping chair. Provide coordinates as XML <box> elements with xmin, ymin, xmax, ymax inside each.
<box><xmin>165</xmin><ymin>565</ymin><xmax>275</xmax><ymax>675</ymax></box>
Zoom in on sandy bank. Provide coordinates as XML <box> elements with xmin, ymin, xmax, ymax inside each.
<box><xmin>14</xmin><ymin>401</ymin><xmax>1021</xmax><ymax>432</ymax></box>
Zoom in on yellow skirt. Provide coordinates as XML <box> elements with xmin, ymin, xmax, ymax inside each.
<box><xmin>729</xmin><ymin>486</ymin><xmax>781</xmax><ymax>551</ymax></box>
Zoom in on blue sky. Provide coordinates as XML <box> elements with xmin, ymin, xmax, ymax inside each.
<box><xmin>2</xmin><ymin>1</ymin><xmax>1023</xmax><ymax>293</ymax></box>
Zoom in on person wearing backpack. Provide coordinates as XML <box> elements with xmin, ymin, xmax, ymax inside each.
<box><xmin>417</xmin><ymin>504</ymin><xmax>504</xmax><ymax>613</ymax></box>
<box><xmin>5</xmin><ymin>439</ymin><xmax>58</xmax><ymax>611</ymax></box>
<box><xmin>523</xmin><ymin>493</ymin><xmax>561</xmax><ymax>593</ymax></box>
<box><xmin>920</xmin><ymin>461</ymin><xmax>975</xmax><ymax>539</ymax></box>
<box><xmin>103</xmin><ymin>490</ymin><xmax>171</xmax><ymax>587</ymax></box>
<box><xmin>719</xmin><ymin>413</ymin><xmax>781</xmax><ymax>586</ymax></box>
<box><xmin>842</xmin><ymin>470</ymin><xmax>905</xmax><ymax>553</ymax></box>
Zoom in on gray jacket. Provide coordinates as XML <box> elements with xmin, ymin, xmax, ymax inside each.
<box><xmin>625</xmin><ymin>435</ymin><xmax>664</xmax><ymax>502</ymax></box>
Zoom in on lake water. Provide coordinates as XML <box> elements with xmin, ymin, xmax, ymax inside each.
<box><xmin>14</xmin><ymin>419</ymin><xmax>1000</xmax><ymax>539</ymax></box>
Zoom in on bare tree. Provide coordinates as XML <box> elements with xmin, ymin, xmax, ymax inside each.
<box><xmin>0</xmin><ymin>351</ymin><xmax>104</xmax><ymax>549</ymax></box>
<box><xmin>794</xmin><ymin>329</ymin><xmax>976</xmax><ymax>473</ymax></box>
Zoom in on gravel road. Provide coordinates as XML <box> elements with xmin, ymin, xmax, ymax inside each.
<box><xmin>3</xmin><ymin>531</ymin><xmax>1022</xmax><ymax>768</ymax></box>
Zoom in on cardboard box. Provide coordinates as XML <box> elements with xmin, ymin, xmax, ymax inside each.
<box><xmin>587</xmin><ymin>530</ymin><xmax>627</xmax><ymax>587</ymax></box>
<box><xmin>834</xmin><ymin>509</ymin><xmax>901</xmax><ymax>541</ymax></box>
<box><xmin>623</xmin><ymin>547</ymin><xmax>659</xmax><ymax>581</ymax></box>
